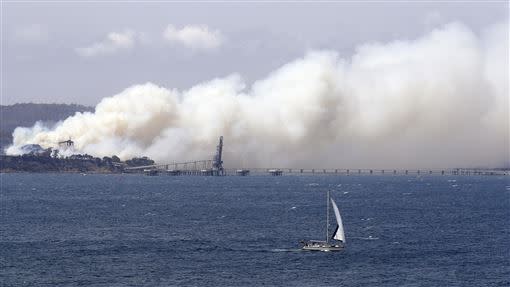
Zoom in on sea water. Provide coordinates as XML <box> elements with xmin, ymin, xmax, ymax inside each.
<box><xmin>1</xmin><ymin>174</ymin><xmax>509</xmax><ymax>286</ymax></box>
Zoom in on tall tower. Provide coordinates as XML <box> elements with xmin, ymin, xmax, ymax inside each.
<box><xmin>212</xmin><ymin>136</ymin><xmax>224</xmax><ymax>176</ymax></box>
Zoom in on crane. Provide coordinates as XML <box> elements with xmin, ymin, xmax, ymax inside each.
<box><xmin>58</xmin><ymin>138</ymin><xmax>74</xmax><ymax>147</ymax></box>
<box><xmin>212</xmin><ymin>136</ymin><xmax>224</xmax><ymax>176</ymax></box>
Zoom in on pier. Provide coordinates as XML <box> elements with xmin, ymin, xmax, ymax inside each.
<box><xmin>125</xmin><ymin>136</ymin><xmax>508</xmax><ymax>177</ymax></box>
<box><xmin>133</xmin><ymin>165</ymin><xmax>508</xmax><ymax>177</ymax></box>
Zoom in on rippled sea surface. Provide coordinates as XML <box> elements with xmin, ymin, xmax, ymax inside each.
<box><xmin>1</xmin><ymin>174</ymin><xmax>509</xmax><ymax>286</ymax></box>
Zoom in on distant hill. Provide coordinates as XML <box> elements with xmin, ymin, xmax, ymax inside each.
<box><xmin>0</xmin><ymin>103</ymin><xmax>94</xmax><ymax>153</ymax></box>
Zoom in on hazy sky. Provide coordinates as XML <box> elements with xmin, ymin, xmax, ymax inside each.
<box><xmin>2</xmin><ymin>1</ymin><xmax>507</xmax><ymax>106</ymax></box>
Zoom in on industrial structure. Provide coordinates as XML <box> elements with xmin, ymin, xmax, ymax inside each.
<box><xmin>212</xmin><ymin>136</ymin><xmax>224</xmax><ymax>176</ymax></box>
<box><xmin>126</xmin><ymin>136</ymin><xmax>226</xmax><ymax>176</ymax></box>
<box><xmin>125</xmin><ymin>136</ymin><xmax>508</xmax><ymax>177</ymax></box>
<box><xmin>58</xmin><ymin>138</ymin><xmax>74</xmax><ymax>147</ymax></box>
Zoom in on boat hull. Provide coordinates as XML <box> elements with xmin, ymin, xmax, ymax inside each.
<box><xmin>302</xmin><ymin>245</ymin><xmax>344</xmax><ymax>252</ymax></box>
<box><xmin>301</xmin><ymin>241</ymin><xmax>344</xmax><ymax>252</ymax></box>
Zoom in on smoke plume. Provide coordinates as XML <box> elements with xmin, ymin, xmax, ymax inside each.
<box><xmin>7</xmin><ymin>21</ymin><xmax>509</xmax><ymax>168</ymax></box>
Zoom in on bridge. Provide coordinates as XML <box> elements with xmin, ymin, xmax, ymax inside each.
<box><xmin>125</xmin><ymin>136</ymin><xmax>508</xmax><ymax>176</ymax></box>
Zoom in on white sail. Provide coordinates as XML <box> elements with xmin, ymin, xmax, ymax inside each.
<box><xmin>330</xmin><ymin>198</ymin><xmax>346</xmax><ymax>243</ymax></box>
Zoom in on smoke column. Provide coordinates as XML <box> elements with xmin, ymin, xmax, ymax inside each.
<box><xmin>7</xmin><ymin>21</ymin><xmax>509</xmax><ymax>168</ymax></box>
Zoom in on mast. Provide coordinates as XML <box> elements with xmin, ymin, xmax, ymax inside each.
<box><xmin>326</xmin><ymin>190</ymin><xmax>330</xmax><ymax>243</ymax></box>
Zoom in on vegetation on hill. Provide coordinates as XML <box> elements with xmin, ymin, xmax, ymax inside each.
<box><xmin>0</xmin><ymin>154</ymin><xmax>155</xmax><ymax>173</ymax></box>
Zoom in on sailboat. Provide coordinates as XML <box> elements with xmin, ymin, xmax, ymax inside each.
<box><xmin>300</xmin><ymin>191</ymin><xmax>346</xmax><ymax>251</ymax></box>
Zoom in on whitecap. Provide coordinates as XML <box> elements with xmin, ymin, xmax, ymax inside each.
<box><xmin>270</xmin><ymin>248</ymin><xmax>302</xmax><ymax>252</ymax></box>
<box><xmin>352</xmin><ymin>236</ymin><xmax>379</xmax><ymax>240</ymax></box>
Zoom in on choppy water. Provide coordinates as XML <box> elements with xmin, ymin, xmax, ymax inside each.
<box><xmin>1</xmin><ymin>174</ymin><xmax>509</xmax><ymax>286</ymax></box>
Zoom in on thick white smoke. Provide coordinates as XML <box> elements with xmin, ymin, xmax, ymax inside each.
<box><xmin>7</xmin><ymin>21</ymin><xmax>509</xmax><ymax>168</ymax></box>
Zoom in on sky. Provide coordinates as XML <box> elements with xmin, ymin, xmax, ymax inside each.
<box><xmin>3</xmin><ymin>1</ymin><xmax>509</xmax><ymax>168</ymax></box>
<box><xmin>2</xmin><ymin>1</ymin><xmax>508</xmax><ymax>106</ymax></box>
